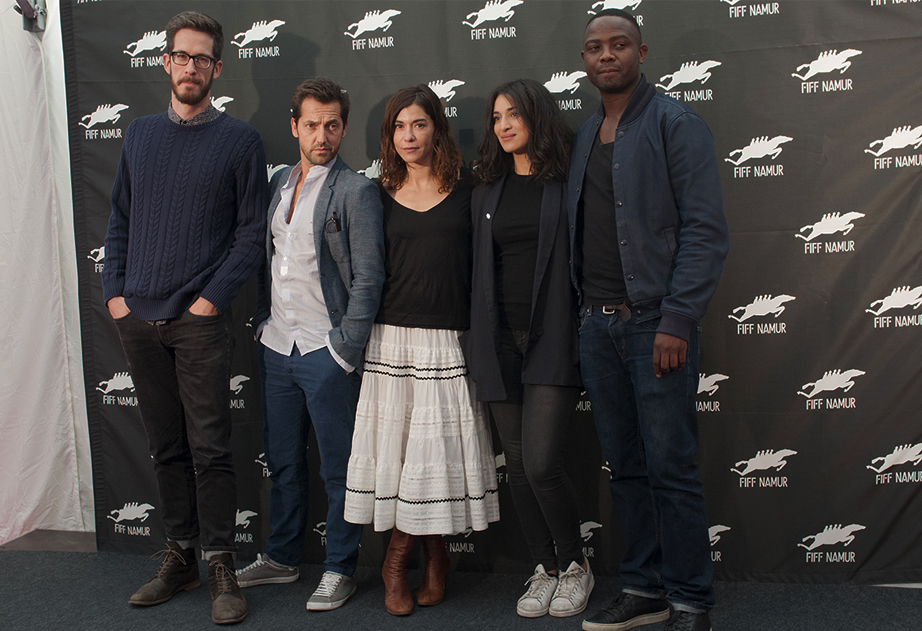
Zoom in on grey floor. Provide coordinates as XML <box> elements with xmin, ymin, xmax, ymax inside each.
<box><xmin>2</xmin><ymin>531</ymin><xmax>921</xmax><ymax>630</ymax></box>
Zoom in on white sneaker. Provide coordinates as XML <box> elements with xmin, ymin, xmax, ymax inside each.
<box><xmin>517</xmin><ymin>564</ymin><xmax>559</xmax><ymax>618</ymax></box>
<box><xmin>549</xmin><ymin>559</ymin><xmax>594</xmax><ymax>617</ymax></box>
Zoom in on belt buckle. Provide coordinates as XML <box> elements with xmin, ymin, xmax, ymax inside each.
<box><xmin>600</xmin><ymin>303</ymin><xmax>631</xmax><ymax>322</ymax></box>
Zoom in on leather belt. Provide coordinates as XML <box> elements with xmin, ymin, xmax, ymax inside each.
<box><xmin>588</xmin><ymin>302</ymin><xmax>631</xmax><ymax>322</ymax></box>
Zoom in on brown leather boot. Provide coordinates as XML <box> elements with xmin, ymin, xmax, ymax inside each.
<box><xmin>416</xmin><ymin>535</ymin><xmax>449</xmax><ymax>606</ymax></box>
<box><xmin>382</xmin><ymin>529</ymin><xmax>415</xmax><ymax>615</ymax></box>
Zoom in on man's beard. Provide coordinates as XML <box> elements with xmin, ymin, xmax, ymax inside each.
<box><xmin>305</xmin><ymin>143</ymin><xmax>338</xmax><ymax>167</ymax></box>
<box><xmin>171</xmin><ymin>72</ymin><xmax>213</xmax><ymax>106</ymax></box>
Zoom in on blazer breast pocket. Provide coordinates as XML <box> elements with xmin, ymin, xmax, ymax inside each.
<box><xmin>325</xmin><ymin>228</ymin><xmax>350</xmax><ymax>260</ymax></box>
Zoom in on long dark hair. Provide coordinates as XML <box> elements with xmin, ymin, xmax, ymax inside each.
<box><xmin>473</xmin><ymin>79</ymin><xmax>572</xmax><ymax>185</ymax></box>
<box><xmin>378</xmin><ymin>85</ymin><xmax>464</xmax><ymax>193</ymax></box>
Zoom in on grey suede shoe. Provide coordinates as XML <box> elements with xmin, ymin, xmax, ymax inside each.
<box><xmin>129</xmin><ymin>541</ymin><xmax>200</xmax><ymax>606</ymax></box>
<box><xmin>208</xmin><ymin>553</ymin><xmax>248</xmax><ymax>625</ymax></box>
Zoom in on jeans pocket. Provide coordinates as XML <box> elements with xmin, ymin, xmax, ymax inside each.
<box><xmin>186</xmin><ymin>310</ymin><xmax>222</xmax><ymax>322</ymax></box>
<box><xmin>578</xmin><ymin>308</ymin><xmax>590</xmax><ymax>333</ymax></box>
<box><xmin>636</xmin><ymin>315</ymin><xmax>662</xmax><ymax>332</ymax></box>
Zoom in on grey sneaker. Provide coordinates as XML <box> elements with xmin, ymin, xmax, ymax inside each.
<box><xmin>236</xmin><ymin>553</ymin><xmax>299</xmax><ymax>588</ymax></box>
<box><xmin>517</xmin><ymin>564</ymin><xmax>559</xmax><ymax>618</ymax></box>
<box><xmin>305</xmin><ymin>571</ymin><xmax>356</xmax><ymax>611</ymax></box>
<box><xmin>549</xmin><ymin>560</ymin><xmax>595</xmax><ymax>617</ymax></box>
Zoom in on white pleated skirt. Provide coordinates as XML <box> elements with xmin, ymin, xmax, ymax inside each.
<box><xmin>344</xmin><ymin>324</ymin><xmax>500</xmax><ymax>535</ymax></box>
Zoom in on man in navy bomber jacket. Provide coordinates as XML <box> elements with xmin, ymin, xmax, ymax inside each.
<box><xmin>569</xmin><ymin>10</ymin><xmax>729</xmax><ymax>631</ymax></box>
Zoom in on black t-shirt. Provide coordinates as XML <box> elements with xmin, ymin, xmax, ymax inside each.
<box><xmin>578</xmin><ymin>134</ymin><xmax>627</xmax><ymax>305</ymax></box>
<box><xmin>492</xmin><ymin>173</ymin><xmax>542</xmax><ymax>330</ymax></box>
<box><xmin>375</xmin><ymin>169</ymin><xmax>473</xmax><ymax>330</ymax></box>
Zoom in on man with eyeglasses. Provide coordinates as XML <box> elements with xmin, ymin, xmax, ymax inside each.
<box><xmin>102</xmin><ymin>10</ymin><xmax>267</xmax><ymax>626</ymax></box>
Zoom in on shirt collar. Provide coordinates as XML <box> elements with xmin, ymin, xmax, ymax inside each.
<box><xmin>283</xmin><ymin>156</ymin><xmax>338</xmax><ymax>189</ymax></box>
<box><xmin>167</xmin><ymin>103</ymin><xmax>221</xmax><ymax>126</ymax></box>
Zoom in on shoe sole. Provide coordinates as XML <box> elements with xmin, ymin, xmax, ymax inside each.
<box><xmin>212</xmin><ymin>611</ymin><xmax>248</xmax><ymax>625</ymax></box>
<box><xmin>128</xmin><ymin>579</ymin><xmax>200</xmax><ymax>606</ymax></box>
<box><xmin>549</xmin><ymin>573</ymin><xmax>595</xmax><ymax>618</ymax></box>
<box><xmin>517</xmin><ymin>607</ymin><xmax>549</xmax><ymax>618</ymax></box>
<box><xmin>237</xmin><ymin>574</ymin><xmax>299</xmax><ymax>589</ymax></box>
<box><xmin>581</xmin><ymin>610</ymin><xmax>670</xmax><ymax>630</ymax></box>
<box><xmin>306</xmin><ymin>585</ymin><xmax>357</xmax><ymax>611</ymax></box>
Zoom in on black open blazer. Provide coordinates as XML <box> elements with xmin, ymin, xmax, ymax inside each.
<box><xmin>461</xmin><ymin>176</ymin><xmax>581</xmax><ymax>402</ymax></box>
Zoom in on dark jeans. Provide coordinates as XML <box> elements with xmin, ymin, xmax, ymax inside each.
<box><xmin>490</xmin><ymin>327</ymin><xmax>582</xmax><ymax>571</ymax></box>
<box><xmin>115</xmin><ymin>309</ymin><xmax>237</xmax><ymax>553</ymax></box>
<box><xmin>578</xmin><ymin>306</ymin><xmax>715</xmax><ymax>612</ymax></box>
<box><xmin>259</xmin><ymin>343</ymin><xmax>363</xmax><ymax>575</ymax></box>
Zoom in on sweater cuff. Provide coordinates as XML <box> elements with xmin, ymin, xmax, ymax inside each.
<box><xmin>102</xmin><ymin>281</ymin><xmax>125</xmax><ymax>305</ymax></box>
<box><xmin>199</xmin><ymin>284</ymin><xmax>233</xmax><ymax>314</ymax></box>
<box><xmin>656</xmin><ymin>309</ymin><xmax>696</xmax><ymax>342</ymax></box>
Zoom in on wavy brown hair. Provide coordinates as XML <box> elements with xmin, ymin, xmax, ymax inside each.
<box><xmin>473</xmin><ymin>79</ymin><xmax>572</xmax><ymax>185</ymax></box>
<box><xmin>378</xmin><ymin>85</ymin><xmax>464</xmax><ymax>193</ymax></box>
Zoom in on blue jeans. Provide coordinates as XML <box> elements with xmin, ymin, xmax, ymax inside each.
<box><xmin>578</xmin><ymin>306</ymin><xmax>715</xmax><ymax>612</ymax></box>
<box><xmin>259</xmin><ymin>343</ymin><xmax>363</xmax><ymax>575</ymax></box>
<box><xmin>115</xmin><ymin>309</ymin><xmax>237</xmax><ymax>553</ymax></box>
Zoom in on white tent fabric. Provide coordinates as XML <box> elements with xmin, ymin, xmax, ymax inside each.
<box><xmin>0</xmin><ymin>1</ymin><xmax>93</xmax><ymax>544</ymax></box>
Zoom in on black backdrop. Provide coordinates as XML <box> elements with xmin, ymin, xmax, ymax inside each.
<box><xmin>64</xmin><ymin>0</ymin><xmax>922</xmax><ymax>583</ymax></box>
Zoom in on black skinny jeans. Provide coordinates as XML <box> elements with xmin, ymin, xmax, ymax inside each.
<box><xmin>489</xmin><ymin>327</ymin><xmax>582</xmax><ymax>571</ymax></box>
<box><xmin>115</xmin><ymin>309</ymin><xmax>238</xmax><ymax>552</ymax></box>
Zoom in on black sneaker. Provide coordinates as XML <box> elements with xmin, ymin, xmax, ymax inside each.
<box><xmin>582</xmin><ymin>592</ymin><xmax>670</xmax><ymax>630</ymax></box>
<box><xmin>129</xmin><ymin>541</ymin><xmax>200</xmax><ymax>606</ymax></box>
<box><xmin>208</xmin><ymin>553</ymin><xmax>248</xmax><ymax>625</ymax></box>
<box><xmin>665</xmin><ymin>609</ymin><xmax>713</xmax><ymax>631</ymax></box>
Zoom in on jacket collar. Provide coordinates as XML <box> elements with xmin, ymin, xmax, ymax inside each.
<box><xmin>593</xmin><ymin>73</ymin><xmax>656</xmax><ymax>128</ymax></box>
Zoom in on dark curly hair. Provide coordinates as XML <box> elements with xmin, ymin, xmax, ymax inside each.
<box><xmin>473</xmin><ymin>79</ymin><xmax>571</xmax><ymax>185</ymax></box>
<box><xmin>378</xmin><ymin>85</ymin><xmax>464</xmax><ymax>193</ymax></box>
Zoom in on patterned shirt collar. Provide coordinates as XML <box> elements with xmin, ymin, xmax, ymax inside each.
<box><xmin>167</xmin><ymin>103</ymin><xmax>221</xmax><ymax>126</ymax></box>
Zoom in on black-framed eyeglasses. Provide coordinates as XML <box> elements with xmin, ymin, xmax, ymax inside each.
<box><xmin>169</xmin><ymin>51</ymin><xmax>216</xmax><ymax>70</ymax></box>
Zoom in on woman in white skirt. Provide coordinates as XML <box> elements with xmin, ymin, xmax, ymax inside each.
<box><xmin>344</xmin><ymin>85</ymin><xmax>500</xmax><ymax>616</ymax></box>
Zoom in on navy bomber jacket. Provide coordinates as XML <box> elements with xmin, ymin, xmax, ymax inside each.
<box><xmin>567</xmin><ymin>75</ymin><xmax>730</xmax><ymax>341</ymax></box>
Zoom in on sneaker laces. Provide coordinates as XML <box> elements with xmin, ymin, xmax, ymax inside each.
<box><xmin>210</xmin><ymin>560</ymin><xmax>240</xmax><ymax>595</ymax></box>
<box><xmin>522</xmin><ymin>568</ymin><xmax>555</xmax><ymax>600</ymax></box>
<box><xmin>605</xmin><ymin>593</ymin><xmax>632</xmax><ymax>615</ymax></box>
<box><xmin>236</xmin><ymin>554</ymin><xmax>269</xmax><ymax>576</ymax></box>
<box><xmin>312</xmin><ymin>572</ymin><xmax>343</xmax><ymax>598</ymax></box>
<box><xmin>553</xmin><ymin>564</ymin><xmax>585</xmax><ymax>603</ymax></box>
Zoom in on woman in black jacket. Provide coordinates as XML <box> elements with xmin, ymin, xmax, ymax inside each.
<box><xmin>463</xmin><ymin>79</ymin><xmax>590</xmax><ymax>618</ymax></box>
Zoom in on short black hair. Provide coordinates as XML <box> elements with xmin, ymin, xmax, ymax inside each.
<box><xmin>586</xmin><ymin>9</ymin><xmax>642</xmax><ymax>44</ymax></box>
<box><xmin>291</xmin><ymin>78</ymin><xmax>350</xmax><ymax>124</ymax></box>
<box><xmin>166</xmin><ymin>11</ymin><xmax>224</xmax><ymax>61</ymax></box>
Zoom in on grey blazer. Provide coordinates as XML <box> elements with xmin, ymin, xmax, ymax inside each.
<box><xmin>254</xmin><ymin>158</ymin><xmax>385</xmax><ymax>368</ymax></box>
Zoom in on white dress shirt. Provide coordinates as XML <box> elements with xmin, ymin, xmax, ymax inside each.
<box><xmin>259</xmin><ymin>158</ymin><xmax>353</xmax><ymax>371</ymax></box>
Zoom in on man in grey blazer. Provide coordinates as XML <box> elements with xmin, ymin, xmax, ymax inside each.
<box><xmin>237</xmin><ymin>78</ymin><xmax>384</xmax><ymax>612</ymax></box>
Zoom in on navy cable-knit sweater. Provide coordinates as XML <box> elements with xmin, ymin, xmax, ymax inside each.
<box><xmin>102</xmin><ymin>111</ymin><xmax>268</xmax><ymax>321</ymax></box>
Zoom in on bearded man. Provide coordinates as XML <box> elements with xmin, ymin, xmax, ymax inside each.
<box><xmin>102</xmin><ymin>10</ymin><xmax>267</xmax><ymax>625</ymax></box>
